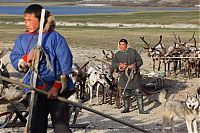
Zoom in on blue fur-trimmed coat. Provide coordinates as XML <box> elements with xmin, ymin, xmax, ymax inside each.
<box><xmin>10</xmin><ymin>30</ymin><xmax>74</xmax><ymax>92</ymax></box>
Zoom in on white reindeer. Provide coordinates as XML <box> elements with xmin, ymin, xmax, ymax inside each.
<box><xmin>86</xmin><ymin>66</ymin><xmax>110</xmax><ymax>106</ymax></box>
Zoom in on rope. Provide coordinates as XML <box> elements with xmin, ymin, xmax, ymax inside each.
<box><xmin>122</xmin><ymin>68</ymin><xmax>135</xmax><ymax>95</ymax></box>
<box><xmin>125</xmin><ymin>67</ymin><xmax>135</xmax><ymax>80</ymax></box>
<box><xmin>41</xmin><ymin>47</ymin><xmax>52</xmax><ymax>71</ymax></box>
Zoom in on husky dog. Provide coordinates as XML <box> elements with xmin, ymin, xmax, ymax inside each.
<box><xmin>159</xmin><ymin>90</ymin><xmax>199</xmax><ymax>133</ymax></box>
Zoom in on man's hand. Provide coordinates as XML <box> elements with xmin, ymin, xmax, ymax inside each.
<box><xmin>18</xmin><ymin>59</ymin><xmax>29</xmax><ymax>73</ymax></box>
<box><xmin>127</xmin><ymin>63</ymin><xmax>136</xmax><ymax>70</ymax></box>
<box><xmin>60</xmin><ymin>74</ymin><xmax>67</xmax><ymax>94</ymax></box>
<box><xmin>47</xmin><ymin>87</ymin><xmax>59</xmax><ymax>99</ymax></box>
<box><xmin>119</xmin><ymin>63</ymin><xmax>127</xmax><ymax>71</ymax></box>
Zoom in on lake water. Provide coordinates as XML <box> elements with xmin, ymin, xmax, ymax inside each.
<box><xmin>0</xmin><ymin>6</ymin><xmax>135</xmax><ymax>15</ymax></box>
<box><xmin>0</xmin><ymin>5</ymin><xmax>198</xmax><ymax>15</ymax></box>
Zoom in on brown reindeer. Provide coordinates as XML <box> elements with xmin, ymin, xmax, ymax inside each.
<box><xmin>168</xmin><ymin>32</ymin><xmax>199</xmax><ymax>77</ymax></box>
<box><xmin>140</xmin><ymin>35</ymin><xmax>166</xmax><ymax>72</ymax></box>
<box><xmin>184</xmin><ymin>32</ymin><xmax>200</xmax><ymax>78</ymax></box>
<box><xmin>102</xmin><ymin>50</ymin><xmax>120</xmax><ymax>105</ymax></box>
<box><xmin>70</xmin><ymin>62</ymin><xmax>89</xmax><ymax>101</ymax></box>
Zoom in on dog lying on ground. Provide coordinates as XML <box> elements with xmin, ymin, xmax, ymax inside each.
<box><xmin>159</xmin><ymin>90</ymin><xmax>199</xmax><ymax>133</ymax></box>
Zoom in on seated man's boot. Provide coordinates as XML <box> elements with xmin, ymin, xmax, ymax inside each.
<box><xmin>121</xmin><ymin>97</ymin><xmax>130</xmax><ymax>113</ymax></box>
<box><xmin>137</xmin><ymin>95</ymin><xmax>149</xmax><ymax>114</ymax></box>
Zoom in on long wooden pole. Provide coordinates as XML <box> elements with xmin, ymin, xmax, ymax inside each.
<box><xmin>25</xmin><ymin>9</ymin><xmax>46</xmax><ymax>133</ymax></box>
<box><xmin>152</xmin><ymin>57</ymin><xmax>200</xmax><ymax>59</ymax></box>
<box><xmin>0</xmin><ymin>75</ymin><xmax>151</xmax><ymax>133</ymax></box>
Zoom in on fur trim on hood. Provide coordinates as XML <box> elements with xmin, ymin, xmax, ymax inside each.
<box><xmin>43</xmin><ymin>14</ymin><xmax>55</xmax><ymax>31</ymax></box>
<box><xmin>117</xmin><ymin>42</ymin><xmax>129</xmax><ymax>51</ymax></box>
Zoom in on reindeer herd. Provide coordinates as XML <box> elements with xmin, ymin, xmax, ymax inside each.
<box><xmin>0</xmin><ymin>32</ymin><xmax>199</xmax><ymax>110</ymax></box>
<box><xmin>141</xmin><ymin>32</ymin><xmax>200</xmax><ymax>78</ymax></box>
<box><xmin>70</xmin><ymin>50</ymin><xmax>118</xmax><ymax>106</ymax></box>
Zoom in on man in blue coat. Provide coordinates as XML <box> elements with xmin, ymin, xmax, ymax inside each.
<box><xmin>10</xmin><ymin>4</ymin><xmax>74</xmax><ymax>133</ymax></box>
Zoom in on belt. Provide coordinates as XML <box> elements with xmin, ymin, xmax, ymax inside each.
<box><xmin>37</xmin><ymin>84</ymin><xmax>48</xmax><ymax>90</ymax></box>
<box><xmin>36</xmin><ymin>81</ymin><xmax>61</xmax><ymax>90</ymax></box>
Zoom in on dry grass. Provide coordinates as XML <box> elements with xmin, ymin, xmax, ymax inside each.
<box><xmin>0</xmin><ymin>10</ymin><xmax>199</xmax><ymax>50</ymax></box>
<box><xmin>0</xmin><ymin>26</ymin><xmax>199</xmax><ymax>50</ymax></box>
<box><xmin>57</xmin><ymin>27</ymin><xmax>199</xmax><ymax>50</ymax></box>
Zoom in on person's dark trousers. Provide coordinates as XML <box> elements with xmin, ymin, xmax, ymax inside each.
<box><xmin>121</xmin><ymin>96</ymin><xmax>130</xmax><ymax>113</ymax></box>
<box><xmin>121</xmin><ymin>89</ymin><xmax>131</xmax><ymax>113</ymax></box>
<box><xmin>136</xmin><ymin>94</ymin><xmax>148</xmax><ymax>114</ymax></box>
<box><xmin>115</xmin><ymin>86</ymin><xmax>123</xmax><ymax>108</ymax></box>
<box><xmin>30</xmin><ymin>93</ymin><xmax>72</xmax><ymax>133</ymax></box>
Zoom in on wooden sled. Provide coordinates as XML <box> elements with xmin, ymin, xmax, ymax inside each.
<box><xmin>0</xmin><ymin>101</ymin><xmax>88</xmax><ymax>129</ymax></box>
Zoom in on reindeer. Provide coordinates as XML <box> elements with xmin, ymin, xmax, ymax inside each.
<box><xmin>102</xmin><ymin>50</ymin><xmax>121</xmax><ymax>104</ymax></box>
<box><xmin>0</xmin><ymin>48</ymin><xmax>11</xmax><ymax>58</ymax></box>
<box><xmin>182</xmin><ymin>32</ymin><xmax>200</xmax><ymax>78</ymax></box>
<box><xmin>109</xmin><ymin>68</ymin><xmax>122</xmax><ymax>108</ymax></box>
<box><xmin>165</xmin><ymin>43</ymin><xmax>185</xmax><ymax>75</ymax></box>
<box><xmin>85</xmin><ymin>50</ymin><xmax>120</xmax><ymax>106</ymax></box>
<box><xmin>0</xmin><ymin>48</ymin><xmax>23</xmax><ymax>102</ymax></box>
<box><xmin>85</xmin><ymin>66</ymin><xmax>110</xmax><ymax>106</ymax></box>
<box><xmin>140</xmin><ymin>35</ymin><xmax>166</xmax><ymax>72</ymax></box>
<box><xmin>163</xmin><ymin>32</ymin><xmax>197</xmax><ymax>76</ymax></box>
<box><xmin>102</xmin><ymin>49</ymin><xmax>114</xmax><ymax>62</ymax></box>
<box><xmin>69</xmin><ymin>62</ymin><xmax>89</xmax><ymax>101</ymax></box>
<box><xmin>68</xmin><ymin>92</ymin><xmax>82</xmax><ymax>124</ymax></box>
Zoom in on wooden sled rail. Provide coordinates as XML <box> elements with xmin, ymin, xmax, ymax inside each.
<box><xmin>0</xmin><ymin>75</ymin><xmax>151</xmax><ymax>133</ymax></box>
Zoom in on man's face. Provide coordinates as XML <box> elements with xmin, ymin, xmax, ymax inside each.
<box><xmin>24</xmin><ymin>13</ymin><xmax>39</xmax><ymax>33</ymax></box>
<box><xmin>118</xmin><ymin>42</ymin><xmax>128</xmax><ymax>51</ymax></box>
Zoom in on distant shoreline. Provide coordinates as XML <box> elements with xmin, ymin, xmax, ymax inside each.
<box><xmin>0</xmin><ymin>21</ymin><xmax>198</xmax><ymax>29</ymax></box>
<box><xmin>77</xmin><ymin>4</ymin><xmax>111</xmax><ymax>7</ymax></box>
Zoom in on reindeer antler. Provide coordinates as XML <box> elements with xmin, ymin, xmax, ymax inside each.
<box><xmin>78</xmin><ymin>61</ymin><xmax>89</xmax><ymax>72</ymax></box>
<box><xmin>102</xmin><ymin>50</ymin><xmax>106</xmax><ymax>55</ymax></box>
<box><xmin>102</xmin><ymin>49</ymin><xmax>113</xmax><ymax>61</ymax></box>
<box><xmin>187</xmin><ymin>31</ymin><xmax>196</xmax><ymax>42</ymax></box>
<box><xmin>186</xmin><ymin>31</ymin><xmax>196</xmax><ymax>47</ymax></box>
<box><xmin>154</xmin><ymin>35</ymin><xmax>163</xmax><ymax>48</ymax></box>
<box><xmin>173</xmin><ymin>32</ymin><xmax>181</xmax><ymax>43</ymax></box>
<box><xmin>173</xmin><ymin>32</ymin><xmax>178</xmax><ymax>42</ymax></box>
<box><xmin>140</xmin><ymin>36</ymin><xmax>151</xmax><ymax>49</ymax></box>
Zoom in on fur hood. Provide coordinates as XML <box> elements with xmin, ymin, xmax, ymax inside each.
<box><xmin>43</xmin><ymin>14</ymin><xmax>56</xmax><ymax>31</ymax></box>
<box><xmin>117</xmin><ymin>42</ymin><xmax>130</xmax><ymax>52</ymax></box>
